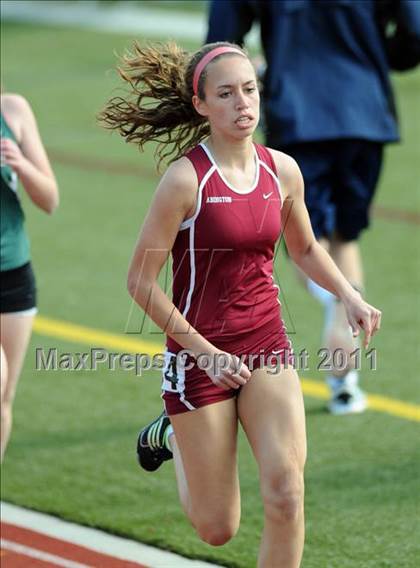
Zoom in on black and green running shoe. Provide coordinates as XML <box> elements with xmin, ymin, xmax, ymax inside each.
<box><xmin>136</xmin><ymin>412</ymin><xmax>173</xmax><ymax>472</ymax></box>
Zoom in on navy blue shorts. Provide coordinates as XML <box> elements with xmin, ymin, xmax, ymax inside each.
<box><xmin>276</xmin><ymin>140</ymin><xmax>383</xmax><ymax>241</ymax></box>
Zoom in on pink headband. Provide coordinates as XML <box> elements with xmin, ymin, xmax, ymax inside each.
<box><xmin>192</xmin><ymin>46</ymin><xmax>245</xmax><ymax>96</ymax></box>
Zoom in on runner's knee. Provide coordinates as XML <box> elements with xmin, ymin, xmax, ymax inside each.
<box><xmin>261</xmin><ymin>466</ymin><xmax>304</xmax><ymax>524</ymax></box>
<box><xmin>193</xmin><ymin>515</ymin><xmax>239</xmax><ymax>546</ymax></box>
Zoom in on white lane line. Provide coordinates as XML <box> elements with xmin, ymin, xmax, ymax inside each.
<box><xmin>1</xmin><ymin>502</ymin><xmax>222</xmax><ymax>568</ymax></box>
<box><xmin>1</xmin><ymin>539</ymin><xmax>90</xmax><ymax>568</ymax></box>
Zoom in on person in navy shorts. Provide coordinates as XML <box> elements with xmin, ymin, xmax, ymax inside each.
<box><xmin>206</xmin><ymin>0</ymin><xmax>420</xmax><ymax>414</ymax></box>
<box><xmin>101</xmin><ymin>41</ymin><xmax>381</xmax><ymax>566</ymax></box>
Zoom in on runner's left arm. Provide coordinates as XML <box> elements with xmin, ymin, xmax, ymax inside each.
<box><xmin>270</xmin><ymin>149</ymin><xmax>381</xmax><ymax>347</ymax></box>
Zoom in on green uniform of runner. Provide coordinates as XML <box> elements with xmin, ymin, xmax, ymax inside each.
<box><xmin>1</xmin><ymin>113</ymin><xmax>31</xmax><ymax>271</ymax></box>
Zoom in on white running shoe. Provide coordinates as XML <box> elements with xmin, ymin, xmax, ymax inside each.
<box><xmin>326</xmin><ymin>370</ymin><xmax>368</xmax><ymax>415</ymax></box>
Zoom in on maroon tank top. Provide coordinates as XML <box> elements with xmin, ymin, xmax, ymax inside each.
<box><xmin>167</xmin><ymin>142</ymin><xmax>284</xmax><ymax>353</ymax></box>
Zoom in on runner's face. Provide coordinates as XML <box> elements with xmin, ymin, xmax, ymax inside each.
<box><xmin>196</xmin><ymin>56</ymin><xmax>260</xmax><ymax>138</ymax></box>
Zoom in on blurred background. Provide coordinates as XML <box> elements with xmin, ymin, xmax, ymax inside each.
<box><xmin>1</xmin><ymin>2</ymin><xmax>419</xmax><ymax>567</ymax></box>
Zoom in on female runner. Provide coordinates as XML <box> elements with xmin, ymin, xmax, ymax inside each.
<box><xmin>101</xmin><ymin>42</ymin><xmax>381</xmax><ymax>567</ymax></box>
<box><xmin>1</xmin><ymin>92</ymin><xmax>58</xmax><ymax>461</ymax></box>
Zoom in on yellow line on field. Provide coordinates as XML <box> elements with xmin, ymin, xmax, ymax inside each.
<box><xmin>299</xmin><ymin>379</ymin><xmax>420</xmax><ymax>422</ymax></box>
<box><xmin>33</xmin><ymin>315</ymin><xmax>420</xmax><ymax>423</ymax></box>
<box><xmin>33</xmin><ymin>315</ymin><xmax>163</xmax><ymax>355</ymax></box>
<box><xmin>365</xmin><ymin>394</ymin><xmax>420</xmax><ymax>423</ymax></box>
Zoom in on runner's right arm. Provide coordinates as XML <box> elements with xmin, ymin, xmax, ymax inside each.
<box><xmin>0</xmin><ymin>94</ymin><xmax>59</xmax><ymax>214</ymax></box>
<box><xmin>127</xmin><ymin>157</ymin><xmax>250</xmax><ymax>389</ymax></box>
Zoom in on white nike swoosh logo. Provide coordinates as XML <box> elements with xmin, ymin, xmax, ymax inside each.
<box><xmin>263</xmin><ymin>192</ymin><xmax>273</xmax><ymax>199</ymax></box>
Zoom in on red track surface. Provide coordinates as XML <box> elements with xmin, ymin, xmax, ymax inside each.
<box><xmin>1</xmin><ymin>522</ymin><xmax>148</xmax><ymax>567</ymax></box>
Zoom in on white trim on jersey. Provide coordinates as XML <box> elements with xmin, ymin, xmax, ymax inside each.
<box><xmin>183</xmin><ymin>221</ymin><xmax>196</xmax><ymax>319</ymax></box>
<box><xmin>259</xmin><ymin>161</ymin><xmax>284</xmax><ymax>208</ymax></box>
<box><xmin>181</xmin><ymin>165</ymin><xmax>216</xmax><ymax>318</ymax></box>
<box><xmin>200</xmin><ymin>142</ymin><xmax>260</xmax><ymax>195</ymax></box>
<box><xmin>179</xmin><ymin>164</ymin><xmax>216</xmax><ymax>231</ymax></box>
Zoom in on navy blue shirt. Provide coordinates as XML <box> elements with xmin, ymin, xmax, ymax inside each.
<box><xmin>206</xmin><ymin>0</ymin><xmax>420</xmax><ymax>146</ymax></box>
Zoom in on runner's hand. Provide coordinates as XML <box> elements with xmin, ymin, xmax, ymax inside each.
<box><xmin>205</xmin><ymin>351</ymin><xmax>251</xmax><ymax>391</ymax></box>
<box><xmin>343</xmin><ymin>293</ymin><xmax>382</xmax><ymax>349</ymax></box>
<box><xmin>0</xmin><ymin>138</ymin><xmax>27</xmax><ymax>174</ymax></box>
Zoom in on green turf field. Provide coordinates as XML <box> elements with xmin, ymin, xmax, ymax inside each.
<box><xmin>1</xmin><ymin>19</ymin><xmax>420</xmax><ymax>568</ymax></box>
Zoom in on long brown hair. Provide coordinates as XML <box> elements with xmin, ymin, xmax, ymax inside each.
<box><xmin>99</xmin><ymin>41</ymin><xmax>247</xmax><ymax>169</ymax></box>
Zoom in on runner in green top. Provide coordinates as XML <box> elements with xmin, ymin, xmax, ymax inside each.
<box><xmin>1</xmin><ymin>92</ymin><xmax>59</xmax><ymax>462</ymax></box>
<box><xmin>1</xmin><ymin>112</ymin><xmax>31</xmax><ymax>270</ymax></box>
